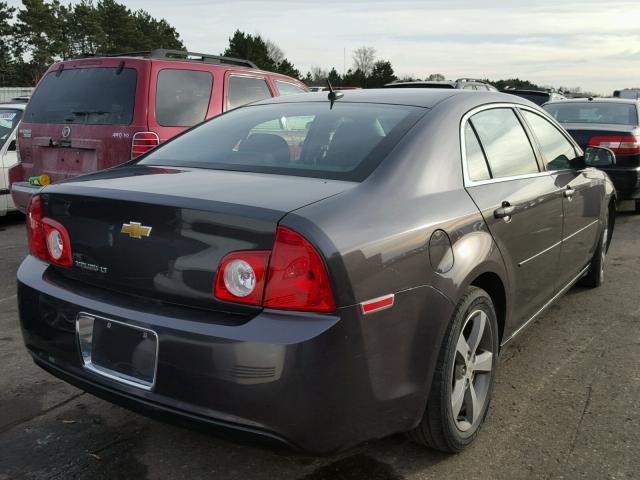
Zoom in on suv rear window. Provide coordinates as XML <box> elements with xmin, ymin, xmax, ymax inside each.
<box><xmin>24</xmin><ymin>67</ymin><xmax>137</xmax><ymax>125</ymax></box>
<box><xmin>139</xmin><ymin>102</ymin><xmax>424</xmax><ymax>181</ymax></box>
<box><xmin>156</xmin><ymin>69</ymin><xmax>213</xmax><ymax>127</ymax></box>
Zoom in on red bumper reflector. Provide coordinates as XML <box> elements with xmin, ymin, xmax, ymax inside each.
<box><xmin>360</xmin><ymin>294</ymin><xmax>395</xmax><ymax>315</ymax></box>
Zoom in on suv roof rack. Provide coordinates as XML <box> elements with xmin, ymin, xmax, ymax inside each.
<box><xmin>70</xmin><ymin>49</ymin><xmax>258</xmax><ymax>69</ymax></box>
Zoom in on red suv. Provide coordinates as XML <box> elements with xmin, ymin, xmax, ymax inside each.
<box><xmin>10</xmin><ymin>49</ymin><xmax>308</xmax><ymax>212</ymax></box>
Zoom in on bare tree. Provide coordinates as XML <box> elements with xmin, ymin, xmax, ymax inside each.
<box><xmin>427</xmin><ymin>73</ymin><xmax>445</xmax><ymax>81</ymax></box>
<box><xmin>352</xmin><ymin>46</ymin><xmax>376</xmax><ymax>77</ymax></box>
<box><xmin>265</xmin><ymin>38</ymin><xmax>285</xmax><ymax>65</ymax></box>
<box><xmin>310</xmin><ymin>66</ymin><xmax>328</xmax><ymax>82</ymax></box>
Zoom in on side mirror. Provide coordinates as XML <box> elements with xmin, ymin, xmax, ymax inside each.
<box><xmin>8</xmin><ymin>139</ymin><xmax>16</xmax><ymax>151</ymax></box>
<box><xmin>584</xmin><ymin>146</ymin><xmax>615</xmax><ymax>167</ymax></box>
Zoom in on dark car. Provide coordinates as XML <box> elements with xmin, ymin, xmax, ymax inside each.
<box><xmin>18</xmin><ymin>89</ymin><xmax>616</xmax><ymax>454</ymax></box>
<box><xmin>543</xmin><ymin>97</ymin><xmax>640</xmax><ymax>212</ymax></box>
<box><xmin>502</xmin><ymin>88</ymin><xmax>566</xmax><ymax>106</ymax></box>
<box><xmin>9</xmin><ymin>49</ymin><xmax>308</xmax><ymax>213</ymax></box>
<box><xmin>384</xmin><ymin>78</ymin><xmax>497</xmax><ymax>91</ymax></box>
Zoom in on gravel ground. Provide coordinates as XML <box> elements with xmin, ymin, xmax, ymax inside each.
<box><xmin>0</xmin><ymin>207</ymin><xmax>638</xmax><ymax>480</ymax></box>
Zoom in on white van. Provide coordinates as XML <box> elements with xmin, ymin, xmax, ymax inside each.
<box><xmin>1</xmin><ymin>102</ymin><xmax>25</xmax><ymax>216</ymax></box>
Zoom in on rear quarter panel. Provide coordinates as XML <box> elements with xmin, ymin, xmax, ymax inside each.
<box><xmin>284</xmin><ymin>96</ymin><xmax>511</xmax><ymax>417</ymax></box>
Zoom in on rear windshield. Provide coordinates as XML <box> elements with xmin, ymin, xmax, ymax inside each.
<box><xmin>0</xmin><ymin>109</ymin><xmax>22</xmax><ymax>149</ymax></box>
<box><xmin>138</xmin><ymin>102</ymin><xmax>424</xmax><ymax>181</ymax></box>
<box><xmin>24</xmin><ymin>67</ymin><xmax>137</xmax><ymax>125</ymax></box>
<box><xmin>544</xmin><ymin>102</ymin><xmax>638</xmax><ymax>126</ymax></box>
<box><xmin>509</xmin><ymin>92</ymin><xmax>549</xmax><ymax>106</ymax></box>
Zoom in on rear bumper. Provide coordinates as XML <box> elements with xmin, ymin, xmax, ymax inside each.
<box><xmin>601</xmin><ymin>167</ymin><xmax>640</xmax><ymax>199</ymax></box>
<box><xmin>10</xmin><ymin>181</ymin><xmax>42</xmax><ymax>213</ymax></box>
<box><xmin>17</xmin><ymin>255</ymin><xmax>453</xmax><ymax>454</ymax></box>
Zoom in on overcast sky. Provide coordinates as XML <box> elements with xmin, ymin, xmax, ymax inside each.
<box><xmin>8</xmin><ymin>0</ymin><xmax>640</xmax><ymax>94</ymax></box>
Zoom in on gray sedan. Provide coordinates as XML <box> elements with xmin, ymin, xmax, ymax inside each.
<box><xmin>17</xmin><ymin>88</ymin><xmax>616</xmax><ymax>454</ymax></box>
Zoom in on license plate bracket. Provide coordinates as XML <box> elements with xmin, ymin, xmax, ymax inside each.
<box><xmin>76</xmin><ymin>312</ymin><xmax>158</xmax><ymax>390</ymax></box>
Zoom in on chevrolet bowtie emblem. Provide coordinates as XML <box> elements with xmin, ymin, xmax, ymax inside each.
<box><xmin>121</xmin><ymin>222</ymin><xmax>152</xmax><ymax>239</ymax></box>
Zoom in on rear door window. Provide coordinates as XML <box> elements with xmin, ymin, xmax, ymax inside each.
<box><xmin>464</xmin><ymin>122</ymin><xmax>491</xmax><ymax>181</ymax></box>
<box><xmin>155</xmin><ymin>69</ymin><xmax>213</xmax><ymax>127</ymax></box>
<box><xmin>227</xmin><ymin>76</ymin><xmax>272</xmax><ymax>110</ymax></box>
<box><xmin>24</xmin><ymin>67</ymin><xmax>137</xmax><ymax>125</ymax></box>
<box><xmin>521</xmin><ymin>110</ymin><xmax>577</xmax><ymax>170</ymax></box>
<box><xmin>275</xmin><ymin>80</ymin><xmax>306</xmax><ymax>96</ymax></box>
<box><xmin>470</xmin><ymin>108</ymin><xmax>539</xmax><ymax>178</ymax></box>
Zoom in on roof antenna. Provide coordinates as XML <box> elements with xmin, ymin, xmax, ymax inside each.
<box><xmin>327</xmin><ymin>80</ymin><xmax>343</xmax><ymax>109</ymax></box>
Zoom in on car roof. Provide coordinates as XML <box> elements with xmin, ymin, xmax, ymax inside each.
<box><xmin>545</xmin><ymin>97</ymin><xmax>639</xmax><ymax>105</ymax></box>
<box><xmin>58</xmin><ymin>53</ymin><xmax>297</xmax><ymax>80</ymax></box>
<box><xmin>387</xmin><ymin>81</ymin><xmax>457</xmax><ymax>86</ymax></box>
<box><xmin>0</xmin><ymin>103</ymin><xmax>26</xmax><ymax>110</ymax></box>
<box><xmin>503</xmin><ymin>89</ymin><xmax>553</xmax><ymax>94</ymax></box>
<box><xmin>252</xmin><ymin>88</ymin><xmax>535</xmax><ymax>109</ymax></box>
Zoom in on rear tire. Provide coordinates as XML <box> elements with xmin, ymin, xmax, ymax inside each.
<box><xmin>407</xmin><ymin>286</ymin><xmax>499</xmax><ymax>453</ymax></box>
<box><xmin>580</xmin><ymin>211</ymin><xmax>609</xmax><ymax>288</ymax></box>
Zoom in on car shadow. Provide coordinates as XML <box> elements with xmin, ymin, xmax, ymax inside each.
<box><xmin>0</xmin><ymin>212</ymin><xmax>25</xmax><ymax>231</ymax></box>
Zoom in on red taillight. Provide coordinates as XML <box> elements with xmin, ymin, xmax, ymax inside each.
<box><xmin>214</xmin><ymin>251</ymin><xmax>270</xmax><ymax>305</ymax></box>
<box><xmin>43</xmin><ymin>218</ymin><xmax>73</xmax><ymax>266</ymax></box>
<box><xmin>27</xmin><ymin>195</ymin><xmax>47</xmax><ymax>261</ymax></box>
<box><xmin>214</xmin><ymin>227</ymin><xmax>336</xmax><ymax>313</ymax></box>
<box><xmin>588</xmin><ymin>135</ymin><xmax>640</xmax><ymax>154</ymax></box>
<box><xmin>26</xmin><ymin>195</ymin><xmax>73</xmax><ymax>266</ymax></box>
<box><xmin>264</xmin><ymin>227</ymin><xmax>336</xmax><ymax>313</ymax></box>
<box><xmin>131</xmin><ymin>132</ymin><xmax>160</xmax><ymax>159</ymax></box>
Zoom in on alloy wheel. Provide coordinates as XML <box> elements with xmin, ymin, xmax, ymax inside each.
<box><xmin>450</xmin><ymin>309</ymin><xmax>495</xmax><ymax>432</ymax></box>
<box><xmin>600</xmin><ymin>220</ymin><xmax>608</xmax><ymax>283</ymax></box>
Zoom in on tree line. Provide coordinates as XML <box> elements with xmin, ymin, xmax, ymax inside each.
<box><xmin>0</xmin><ymin>0</ymin><xmax>184</xmax><ymax>86</ymax></box>
<box><xmin>0</xmin><ymin>2</ymin><xmax>588</xmax><ymax>94</ymax></box>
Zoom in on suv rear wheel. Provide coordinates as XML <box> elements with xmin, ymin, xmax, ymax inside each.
<box><xmin>408</xmin><ymin>286</ymin><xmax>499</xmax><ymax>452</ymax></box>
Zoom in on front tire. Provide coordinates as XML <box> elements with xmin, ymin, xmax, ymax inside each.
<box><xmin>408</xmin><ymin>286</ymin><xmax>499</xmax><ymax>453</ymax></box>
<box><xmin>580</xmin><ymin>211</ymin><xmax>609</xmax><ymax>288</ymax></box>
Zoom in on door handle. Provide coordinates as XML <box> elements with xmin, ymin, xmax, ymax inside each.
<box><xmin>494</xmin><ymin>201</ymin><xmax>515</xmax><ymax>220</ymax></box>
<box><xmin>564</xmin><ymin>187</ymin><xmax>576</xmax><ymax>198</ymax></box>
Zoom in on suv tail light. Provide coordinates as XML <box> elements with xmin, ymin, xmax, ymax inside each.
<box><xmin>131</xmin><ymin>132</ymin><xmax>160</xmax><ymax>159</ymax></box>
<box><xmin>214</xmin><ymin>227</ymin><xmax>336</xmax><ymax>313</ymax></box>
<box><xmin>588</xmin><ymin>135</ymin><xmax>640</xmax><ymax>154</ymax></box>
<box><xmin>26</xmin><ymin>195</ymin><xmax>73</xmax><ymax>266</ymax></box>
<box><xmin>27</xmin><ymin>196</ymin><xmax>47</xmax><ymax>261</ymax></box>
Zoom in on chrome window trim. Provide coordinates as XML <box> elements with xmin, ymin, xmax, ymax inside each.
<box><xmin>460</xmin><ymin>103</ymin><xmax>583</xmax><ymax>187</ymax></box>
<box><xmin>76</xmin><ymin>312</ymin><xmax>159</xmax><ymax>391</ymax></box>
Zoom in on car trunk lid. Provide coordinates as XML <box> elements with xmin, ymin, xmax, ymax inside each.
<box><xmin>41</xmin><ymin>166</ymin><xmax>354</xmax><ymax>315</ymax></box>
<box><xmin>562</xmin><ymin>123</ymin><xmax>640</xmax><ymax>167</ymax></box>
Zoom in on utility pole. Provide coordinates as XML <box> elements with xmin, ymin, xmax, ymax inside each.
<box><xmin>343</xmin><ymin>48</ymin><xmax>346</xmax><ymax>77</ymax></box>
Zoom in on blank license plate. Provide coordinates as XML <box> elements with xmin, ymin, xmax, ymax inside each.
<box><xmin>76</xmin><ymin>313</ymin><xmax>158</xmax><ymax>390</ymax></box>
